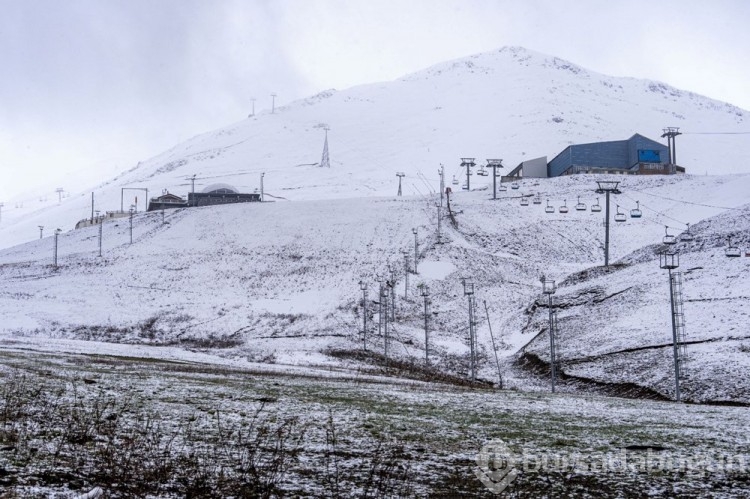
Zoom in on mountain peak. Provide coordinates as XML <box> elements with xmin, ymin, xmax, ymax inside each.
<box><xmin>400</xmin><ymin>45</ymin><xmax>588</xmax><ymax>82</ymax></box>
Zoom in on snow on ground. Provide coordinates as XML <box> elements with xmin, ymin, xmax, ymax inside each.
<box><xmin>1</xmin><ymin>172</ymin><xmax>749</xmax><ymax>402</ymax></box>
<box><xmin>1</xmin><ymin>46</ymin><xmax>748</xmax><ymax>253</ymax></box>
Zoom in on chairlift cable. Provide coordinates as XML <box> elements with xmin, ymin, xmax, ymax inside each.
<box><xmin>626</xmin><ymin>186</ymin><xmax>744</xmax><ymax>212</ymax></box>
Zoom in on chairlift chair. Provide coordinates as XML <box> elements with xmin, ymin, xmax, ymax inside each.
<box><xmin>499</xmin><ymin>183</ymin><xmax>508</xmax><ymax>192</ymax></box>
<box><xmin>477</xmin><ymin>167</ymin><xmax>488</xmax><ymax>177</ymax></box>
<box><xmin>575</xmin><ymin>196</ymin><xmax>586</xmax><ymax>211</ymax></box>
<box><xmin>545</xmin><ymin>199</ymin><xmax>554</xmax><ymax>214</ymax></box>
<box><xmin>520</xmin><ymin>196</ymin><xmax>529</xmax><ymax>206</ymax></box>
<box><xmin>630</xmin><ymin>201</ymin><xmax>642</xmax><ymax>219</ymax></box>
<box><xmin>511</xmin><ymin>182</ymin><xmax>520</xmax><ymax>190</ymax></box>
<box><xmin>726</xmin><ymin>237</ymin><xmax>741</xmax><ymax>257</ymax></box>
<box><xmin>680</xmin><ymin>223</ymin><xmax>694</xmax><ymax>242</ymax></box>
<box><xmin>663</xmin><ymin>226</ymin><xmax>676</xmax><ymax>245</ymax></box>
<box><xmin>452</xmin><ymin>176</ymin><xmax>459</xmax><ymax>185</ymax></box>
<box><xmin>533</xmin><ymin>194</ymin><xmax>542</xmax><ymax>205</ymax></box>
<box><xmin>591</xmin><ymin>197</ymin><xmax>602</xmax><ymax>213</ymax></box>
<box><xmin>559</xmin><ymin>199</ymin><xmax>569</xmax><ymax>214</ymax></box>
<box><xmin>614</xmin><ymin>205</ymin><xmax>626</xmax><ymax>222</ymax></box>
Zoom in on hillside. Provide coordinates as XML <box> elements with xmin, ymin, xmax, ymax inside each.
<box><xmin>1</xmin><ymin>171</ymin><xmax>749</xmax><ymax>403</ymax></box>
<box><xmin>1</xmin><ymin>46</ymin><xmax>748</xmax><ymax>251</ymax></box>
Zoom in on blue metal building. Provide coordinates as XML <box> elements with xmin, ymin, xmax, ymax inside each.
<box><xmin>547</xmin><ymin>134</ymin><xmax>674</xmax><ymax>177</ymax></box>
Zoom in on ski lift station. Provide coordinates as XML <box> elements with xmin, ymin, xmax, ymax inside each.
<box><xmin>503</xmin><ymin>133</ymin><xmax>685</xmax><ymax>180</ymax></box>
<box><xmin>147</xmin><ymin>183</ymin><xmax>260</xmax><ymax>211</ymax></box>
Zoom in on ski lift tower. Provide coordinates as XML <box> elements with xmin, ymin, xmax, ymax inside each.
<box><xmin>396</xmin><ymin>172</ymin><xmax>405</xmax><ymax>196</ymax></box>
<box><xmin>660</xmin><ymin>251</ymin><xmax>687</xmax><ymax>402</ymax></box>
<box><xmin>541</xmin><ymin>277</ymin><xmax>558</xmax><ymax>393</ymax></box>
<box><xmin>487</xmin><ymin>159</ymin><xmax>503</xmax><ymax>200</ymax></box>
<box><xmin>461</xmin><ymin>158</ymin><xmax>476</xmax><ymax>191</ymax></box>
<box><xmin>661</xmin><ymin>127</ymin><xmax>682</xmax><ymax>166</ymax></box>
<box><xmin>461</xmin><ymin>277</ymin><xmax>477</xmax><ymax>381</ymax></box>
<box><xmin>595</xmin><ymin>180</ymin><xmax>621</xmax><ymax>267</ymax></box>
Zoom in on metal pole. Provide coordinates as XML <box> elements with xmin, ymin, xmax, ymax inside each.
<box><xmin>466</xmin><ymin>162</ymin><xmax>471</xmax><ymax>191</ymax></box>
<box><xmin>362</xmin><ymin>286</ymin><xmax>368</xmax><ymax>351</ymax></box>
<box><xmin>260</xmin><ymin>173</ymin><xmax>265</xmax><ymax>202</ymax></box>
<box><xmin>604</xmin><ymin>190</ymin><xmax>611</xmax><ymax>267</ymax></box>
<box><xmin>39</xmin><ymin>226</ymin><xmax>44</xmax><ymax>239</ymax></box>
<box><xmin>492</xmin><ymin>165</ymin><xmax>497</xmax><ymax>199</ymax></box>
<box><xmin>403</xmin><ymin>254</ymin><xmax>409</xmax><ymax>298</ymax></box>
<box><xmin>439</xmin><ymin>165</ymin><xmax>444</xmax><ymax>206</ymax></box>
<box><xmin>129</xmin><ymin>208</ymin><xmax>133</xmax><ymax>244</ymax></box>
<box><xmin>98</xmin><ymin>219</ymin><xmax>103</xmax><ymax>257</ymax></box>
<box><xmin>390</xmin><ymin>281</ymin><xmax>395</xmax><ymax>322</ymax></box>
<box><xmin>484</xmin><ymin>300</ymin><xmax>503</xmax><ymax>388</ymax></box>
<box><xmin>469</xmin><ymin>294</ymin><xmax>475</xmax><ymax>381</ymax></box>
<box><xmin>549</xmin><ymin>294</ymin><xmax>556</xmax><ymax>393</ymax></box>
<box><xmin>378</xmin><ymin>281</ymin><xmax>383</xmax><ymax>345</ymax></box>
<box><xmin>383</xmin><ymin>287</ymin><xmax>389</xmax><ymax>359</ymax></box>
<box><xmin>413</xmin><ymin>228</ymin><xmax>418</xmax><ymax>273</ymax></box>
<box><xmin>669</xmin><ymin>269</ymin><xmax>681</xmax><ymax>402</ymax></box>
<box><xmin>436</xmin><ymin>203</ymin><xmax>442</xmax><ymax>244</ymax></box>
<box><xmin>53</xmin><ymin>230</ymin><xmax>59</xmax><ymax>268</ymax></box>
<box><xmin>423</xmin><ymin>289</ymin><xmax>429</xmax><ymax>365</ymax></box>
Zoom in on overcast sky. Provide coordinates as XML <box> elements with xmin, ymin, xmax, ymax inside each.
<box><xmin>1</xmin><ymin>0</ymin><xmax>749</xmax><ymax>201</ymax></box>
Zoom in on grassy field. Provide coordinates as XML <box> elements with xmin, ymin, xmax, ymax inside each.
<box><xmin>1</xmin><ymin>350</ymin><xmax>749</xmax><ymax>497</ymax></box>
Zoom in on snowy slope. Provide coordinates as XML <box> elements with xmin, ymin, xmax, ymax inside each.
<box><xmin>1</xmin><ymin>46</ymin><xmax>748</xmax><ymax>251</ymax></box>
<box><xmin>1</xmin><ymin>172</ymin><xmax>749</xmax><ymax>402</ymax></box>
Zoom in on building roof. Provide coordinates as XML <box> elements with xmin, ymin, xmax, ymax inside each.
<box><xmin>201</xmin><ymin>183</ymin><xmax>239</xmax><ymax>194</ymax></box>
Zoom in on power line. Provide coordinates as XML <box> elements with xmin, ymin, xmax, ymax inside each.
<box><xmin>625</xmin><ymin>187</ymin><xmax>745</xmax><ymax>213</ymax></box>
<box><xmin>681</xmin><ymin>131</ymin><xmax>750</xmax><ymax>135</ymax></box>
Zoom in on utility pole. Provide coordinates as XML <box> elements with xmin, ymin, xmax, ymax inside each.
<box><xmin>421</xmin><ymin>285</ymin><xmax>430</xmax><ymax>365</ymax></box>
<box><xmin>129</xmin><ymin>205</ymin><xmax>135</xmax><ymax>245</ymax></box>
<box><xmin>438</xmin><ymin>164</ymin><xmax>445</xmax><ymax>206</ymax></box>
<box><xmin>189</xmin><ymin>175</ymin><xmax>197</xmax><ymax>206</ymax></box>
<box><xmin>396</xmin><ymin>172</ymin><xmax>405</xmax><ymax>196</ymax></box>
<box><xmin>436</xmin><ymin>203</ymin><xmax>442</xmax><ymax>244</ymax></box>
<box><xmin>462</xmin><ymin>277</ymin><xmax>476</xmax><ymax>381</ymax></box>
<box><xmin>271</xmin><ymin>93</ymin><xmax>277</xmax><ymax>113</ymax></box>
<box><xmin>359</xmin><ymin>281</ymin><xmax>368</xmax><ymax>351</ymax></box>
<box><xmin>412</xmin><ymin>228</ymin><xmax>419</xmax><ymax>273</ymax></box>
<box><xmin>402</xmin><ymin>251</ymin><xmax>410</xmax><ymax>298</ymax></box>
<box><xmin>53</xmin><ymin>228</ymin><xmax>62</xmax><ymax>268</ymax></box>
<box><xmin>487</xmin><ymin>159</ymin><xmax>504</xmax><ymax>200</ymax></box>
<box><xmin>90</xmin><ymin>192</ymin><xmax>94</xmax><ymax>224</ymax></box>
<box><xmin>260</xmin><ymin>172</ymin><xmax>265</xmax><ymax>202</ymax></box>
<box><xmin>383</xmin><ymin>285</ymin><xmax>390</xmax><ymax>360</ymax></box>
<box><xmin>38</xmin><ymin>225</ymin><xmax>44</xmax><ymax>239</ymax></box>
<box><xmin>661</xmin><ymin>127</ymin><xmax>682</xmax><ymax>166</ymax></box>
<box><xmin>98</xmin><ymin>215</ymin><xmax>103</xmax><ymax>257</ymax></box>
<box><xmin>595</xmin><ymin>180</ymin><xmax>621</xmax><ymax>267</ymax></box>
<box><xmin>388</xmin><ymin>265</ymin><xmax>396</xmax><ymax>322</ymax></box>
<box><xmin>377</xmin><ymin>278</ymin><xmax>383</xmax><ymax>346</ymax></box>
<box><xmin>461</xmin><ymin>158</ymin><xmax>476</xmax><ymax>191</ymax></box>
<box><xmin>542</xmin><ymin>277</ymin><xmax>558</xmax><ymax>393</ymax></box>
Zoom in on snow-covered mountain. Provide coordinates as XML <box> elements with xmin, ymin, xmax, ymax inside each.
<box><xmin>1</xmin><ymin>46</ymin><xmax>748</xmax><ymax>250</ymax></box>
<box><xmin>1</xmin><ymin>47</ymin><xmax>749</xmax><ymax>403</ymax></box>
